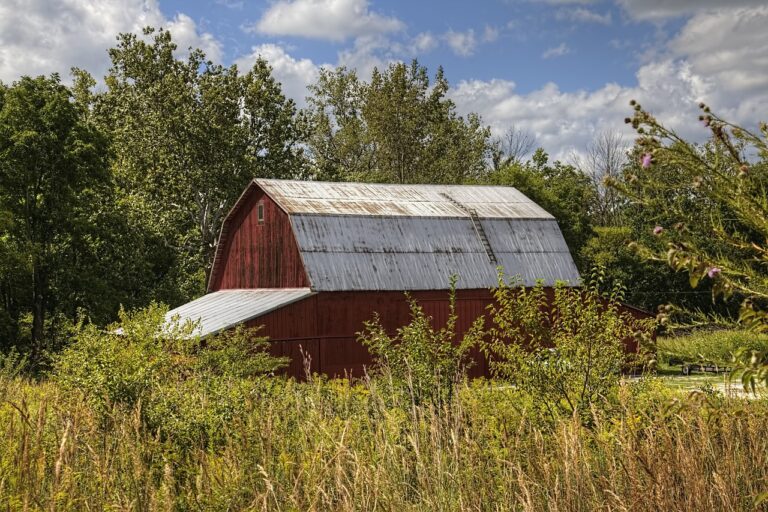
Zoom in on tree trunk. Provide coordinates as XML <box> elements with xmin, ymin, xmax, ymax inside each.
<box><xmin>31</xmin><ymin>264</ymin><xmax>46</xmax><ymax>355</ymax></box>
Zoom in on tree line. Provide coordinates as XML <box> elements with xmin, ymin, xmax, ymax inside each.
<box><xmin>0</xmin><ymin>27</ymin><xmax>755</xmax><ymax>363</ymax></box>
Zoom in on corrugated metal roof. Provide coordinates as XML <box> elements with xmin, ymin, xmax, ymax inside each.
<box><xmin>290</xmin><ymin>215</ymin><xmax>579</xmax><ymax>290</ymax></box>
<box><xmin>257</xmin><ymin>179</ymin><xmax>553</xmax><ymax>219</ymax></box>
<box><xmin>165</xmin><ymin>288</ymin><xmax>314</xmax><ymax>337</ymax></box>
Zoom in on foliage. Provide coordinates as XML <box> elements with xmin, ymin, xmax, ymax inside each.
<box><xmin>0</xmin><ymin>370</ymin><xmax>767</xmax><ymax>510</ymax></box>
<box><xmin>359</xmin><ymin>279</ymin><xmax>484</xmax><ymax>408</ymax></box>
<box><xmin>53</xmin><ymin>304</ymin><xmax>286</xmax><ymax>447</ymax></box>
<box><xmin>94</xmin><ymin>27</ymin><xmax>308</xmax><ymax>294</ymax></box>
<box><xmin>657</xmin><ymin>329</ymin><xmax>768</xmax><ymax>367</ymax></box>
<box><xmin>306</xmin><ymin>61</ymin><xmax>490</xmax><ymax>184</ymax></box>
<box><xmin>485</xmin><ymin>149</ymin><xmax>596</xmax><ymax>269</ymax></box>
<box><xmin>482</xmin><ymin>276</ymin><xmax>654</xmax><ymax>421</ymax></box>
<box><xmin>0</xmin><ymin>74</ymin><xmax>108</xmax><ymax>353</ymax></box>
<box><xmin>615</xmin><ymin>100</ymin><xmax>768</xmax><ymax>387</ymax></box>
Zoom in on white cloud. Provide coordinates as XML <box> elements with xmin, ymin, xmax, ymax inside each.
<box><xmin>215</xmin><ymin>0</ymin><xmax>244</xmax><ymax>8</ymax></box>
<box><xmin>0</xmin><ymin>0</ymin><xmax>221</xmax><ymax>84</ymax></box>
<box><xmin>616</xmin><ymin>0</ymin><xmax>765</xmax><ymax>21</ymax></box>
<box><xmin>165</xmin><ymin>14</ymin><xmax>223</xmax><ymax>62</ymax></box>
<box><xmin>555</xmin><ymin>7</ymin><xmax>611</xmax><ymax>24</ymax></box>
<box><xmin>444</xmin><ymin>29</ymin><xmax>477</xmax><ymax>57</ymax></box>
<box><xmin>235</xmin><ymin>43</ymin><xmax>323</xmax><ymax>106</ymax></box>
<box><xmin>450</xmin><ymin>59</ymin><xmax>716</xmax><ymax>161</ymax></box>
<box><xmin>482</xmin><ymin>25</ymin><xmax>500</xmax><ymax>42</ymax></box>
<box><xmin>542</xmin><ymin>43</ymin><xmax>571</xmax><ymax>59</ymax></box>
<box><xmin>337</xmin><ymin>35</ymin><xmax>394</xmax><ymax>78</ymax></box>
<box><xmin>448</xmin><ymin>3</ymin><xmax>768</xmax><ymax>160</ymax></box>
<box><xmin>411</xmin><ymin>32</ymin><xmax>439</xmax><ymax>53</ymax></box>
<box><xmin>250</xmin><ymin>0</ymin><xmax>404</xmax><ymax>42</ymax></box>
<box><xmin>669</xmin><ymin>7</ymin><xmax>768</xmax><ymax>95</ymax></box>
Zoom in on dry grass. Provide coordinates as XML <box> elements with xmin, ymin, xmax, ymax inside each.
<box><xmin>0</xmin><ymin>375</ymin><xmax>767</xmax><ymax>511</ymax></box>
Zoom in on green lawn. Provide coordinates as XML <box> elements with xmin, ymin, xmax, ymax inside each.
<box><xmin>652</xmin><ymin>362</ymin><xmax>764</xmax><ymax>396</ymax></box>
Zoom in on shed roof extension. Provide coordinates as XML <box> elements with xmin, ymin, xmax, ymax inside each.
<box><xmin>210</xmin><ymin>179</ymin><xmax>581</xmax><ymax>292</ymax></box>
<box><xmin>166</xmin><ymin>288</ymin><xmax>314</xmax><ymax>338</ymax></box>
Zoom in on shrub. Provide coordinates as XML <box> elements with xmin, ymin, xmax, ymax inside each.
<box><xmin>53</xmin><ymin>303</ymin><xmax>286</xmax><ymax>447</ymax></box>
<box><xmin>482</xmin><ymin>276</ymin><xmax>654</xmax><ymax>422</ymax></box>
<box><xmin>359</xmin><ymin>278</ymin><xmax>484</xmax><ymax>408</ymax></box>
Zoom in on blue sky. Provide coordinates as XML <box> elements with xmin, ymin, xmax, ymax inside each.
<box><xmin>1</xmin><ymin>0</ymin><xmax>766</xmax><ymax>159</ymax></box>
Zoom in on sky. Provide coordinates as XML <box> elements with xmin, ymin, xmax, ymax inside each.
<box><xmin>1</xmin><ymin>0</ymin><xmax>766</xmax><ymax>160</ymax></box>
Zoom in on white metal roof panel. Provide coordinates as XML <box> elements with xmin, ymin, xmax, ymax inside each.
<box><xmin>257</xmin><ymin>179</ymin><xmax>553</xmax><ymax>219</ymax></box>
<box><xmin>290</xmin><ymin>215</ymin><xmax>580</xmax><ymax>290</ymax></box>
<box><xmin>300</xmin><ymin>252</ymin><xmax>579</xmax><ymax>290</ymax></box>
<box><xmin>165</xmin><ymin>288</ymin><xmax>314</xmax><ymax>337</ymax></box>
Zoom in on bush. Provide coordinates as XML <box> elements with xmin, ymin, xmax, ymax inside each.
<box><xmin>359</xmin><ymin>279</ymin><xmax>484</xmax><ymax>408</ymax></box>
<box><xmin>482</xmin><ymin>276</ymin><xmax>654</xmax><ymax>422</ymax></box>
<box><xmin>53</xmin><ymin>303</ymin><xmax>286</xmax><ymax>447</ymax></box>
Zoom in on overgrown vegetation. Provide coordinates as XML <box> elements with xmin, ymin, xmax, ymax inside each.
<box><xmin>2</xmin><ymin>358</ymin><xmax>767</xmax><ymax>509</ymax></box>
<box><xmin>360</xmin><ymin>278</ymin><xmax>484</xmax><ymax>408</ymax></box>
<box><xmin>483</xmin><ymin>277</ymin><xmax>653</xmax><ymax>422</ymax></box>
<box><xmin>658</xmin><ymin>329</ymin><xmax>768</xmax><ymax>367</ymax></box>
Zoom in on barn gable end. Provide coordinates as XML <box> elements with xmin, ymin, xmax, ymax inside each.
<box><xmin>209</xmin><ymin>184</ymin><xmax>309</xmax><ymax>291</ymax></box>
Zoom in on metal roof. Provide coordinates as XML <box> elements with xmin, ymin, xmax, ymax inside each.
<box><xmin>290</xmin><ymin>215</ymin><xmax>580</xmax><ymax>290</ymax></box>
<box><xmin>207</xmin><ymin>179</ymin><xmax>581</xmax><ymax>293</ymax></box>
<box><xmin>165</xmin><ymin>288</ymin><xmax>314</xmax><ymax>337</ymax></box>
<box><xmin>257</xmin><ymin>179</ymin><xmax>554</xmax><ymax>219</ymax></box>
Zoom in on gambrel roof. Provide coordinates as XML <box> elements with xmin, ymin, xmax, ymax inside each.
<box><xmin>209</xmin><ymin>179</ymin><xmax>580</xmax><ymax>292</ymax></box>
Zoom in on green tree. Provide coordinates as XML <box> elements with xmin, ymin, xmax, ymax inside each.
<box><xmin>306</xmin><ymin>61</ymin><xmax>490</xmax><ymax>184</ymax></box>
<box><xmin>95</xmin><ymin>28</ymin><xmax>307</xmax><ymax>297</ymax></box>
<box><xmin>0</xmin><ymin>75</ymin><xmax>107</xmax><ymax>352</ymax></box>
<box><xmin>482</xmin><ymin>276</ymin><xmax>652</xmax><ymax>423</ymax></box>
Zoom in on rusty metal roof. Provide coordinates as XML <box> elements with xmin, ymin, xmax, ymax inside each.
<box><xmin>257</xmin><ymin>179</ymin><xmax>554</xmax><ymax>219</ymax></box>
<box><xmin>165</xmin><ymin>288</ymin><xmax>314</xmax><ymax>337</ymax></box>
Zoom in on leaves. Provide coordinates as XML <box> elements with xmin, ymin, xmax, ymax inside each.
<box><xmin>305</xmin><ymin>61</ymin><xmax>490</xmax><ymax>184</ymax></box>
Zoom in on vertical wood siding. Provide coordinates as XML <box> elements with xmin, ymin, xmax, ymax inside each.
<box><xmin>247</xmin><ymin>290</ymin><xmax>651</xmax><ymax>380</ymax></box>
<box><xmin>212</xmin><ymin>189</ymin><xmax>309</xmax><ymax>290</ymax></box>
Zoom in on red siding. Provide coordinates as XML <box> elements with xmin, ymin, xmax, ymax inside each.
<box><xmin>251</xmin><ymin>290</ymin><xmax>495</xmax><ymax>379</ymax></box>
<box><xmin>211</xmin><ymin>189</ymin><xmax>308</xmax><ymax>290</ymax></box>
<box><xmin>248</xmin><ymin>290</ymin><xmax>651</xmax><ymax>380</ymax></box>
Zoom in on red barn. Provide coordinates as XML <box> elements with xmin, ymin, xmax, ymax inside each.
<box><xmin>167</xmin><ymin>179</ymin><xmax>587</xmax><ymax>378</ymax></box>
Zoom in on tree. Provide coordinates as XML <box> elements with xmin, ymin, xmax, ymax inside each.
<box><xmin>489</xmin><ymin>125</ymin><xmax>536</xmax><ymax>170</ymax></box>
<box><xmin>574</xmin><ymin>131</ymin><xmax>629</xmax><ymax>226</ymax></box>
<box><xmin>0</xmin><ymin>75</ymin><xmax>107</xmax><ymax>350</ymax></box>
<box><xmin>306</xmin><ymin>61</ymin><xmax>490</xmax><ymax>184</ymax></box>
<box><xmin>95</xmin><ymin>28</ymin><xmax>307</xmax><ymax>296</ymax></box>
<box><xmin>482</xmin><ymin>276</ymin><xmax>652</xmax><ymax>423</ymax></box>
<box><xmin>614</xmin><ymin>100</ymin><xmax>768</xmax><ymax>386</ymax></box>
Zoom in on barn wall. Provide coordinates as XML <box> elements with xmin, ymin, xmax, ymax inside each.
<box><xmin>212</xmin><ymin>189</ymin><xmax>309</xmax><ymax>291</ymax></box>
<box><xmin>250</xmin><ymin>289</ymin><xmax>496</xmax><ymax>379</ymax></box>
<box><xmin>247</xmin><ymin>289</ymin><xmax>651</xmax><ymax>380</ymax></box>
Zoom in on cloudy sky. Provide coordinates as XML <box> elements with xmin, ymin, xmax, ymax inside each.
<box><xmin>1</xmin><ymin>0</ymin><xmax>766</xmax><ymax>159</ymax></box>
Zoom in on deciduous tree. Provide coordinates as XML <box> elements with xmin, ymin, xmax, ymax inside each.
<box><xmin>306</xmin><ymin>61</ymin><xmax>490</xmax><ymax>184</ymax></box>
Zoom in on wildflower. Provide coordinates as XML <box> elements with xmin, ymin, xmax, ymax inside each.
<box><xmin>707</xmin><ymin>267</ymin><xmax>721</xmax><ymax>278</ymax></box>
<box><xmin>641</xmin><ymin>154</ymin><xmax>652</xmax><ymax>168</ymax></box>
<box><xmin>653</xmin><ymin>226</ymin><xmax>663</xmax><ymax>235</ymax></box>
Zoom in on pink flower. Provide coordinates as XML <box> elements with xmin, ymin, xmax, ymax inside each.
<box><xmin>641</xmin><ymin>154</ymin><xmax>652</xmax><ymax>168</ymax></box>
<box><xmin>707</xmin><ymin>267</ymin><xmax>721</xmax><ymax>278</ymax></box>
<box><xmin>653</xmin><ymin>226</ymin><xmax>663</xmax><ymax>235</ymax></box>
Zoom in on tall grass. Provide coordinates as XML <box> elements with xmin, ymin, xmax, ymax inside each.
<box><xmin>1</xmin><ymin>374</ymin><xmax>767</xmax><ymax>511</ymax></box>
